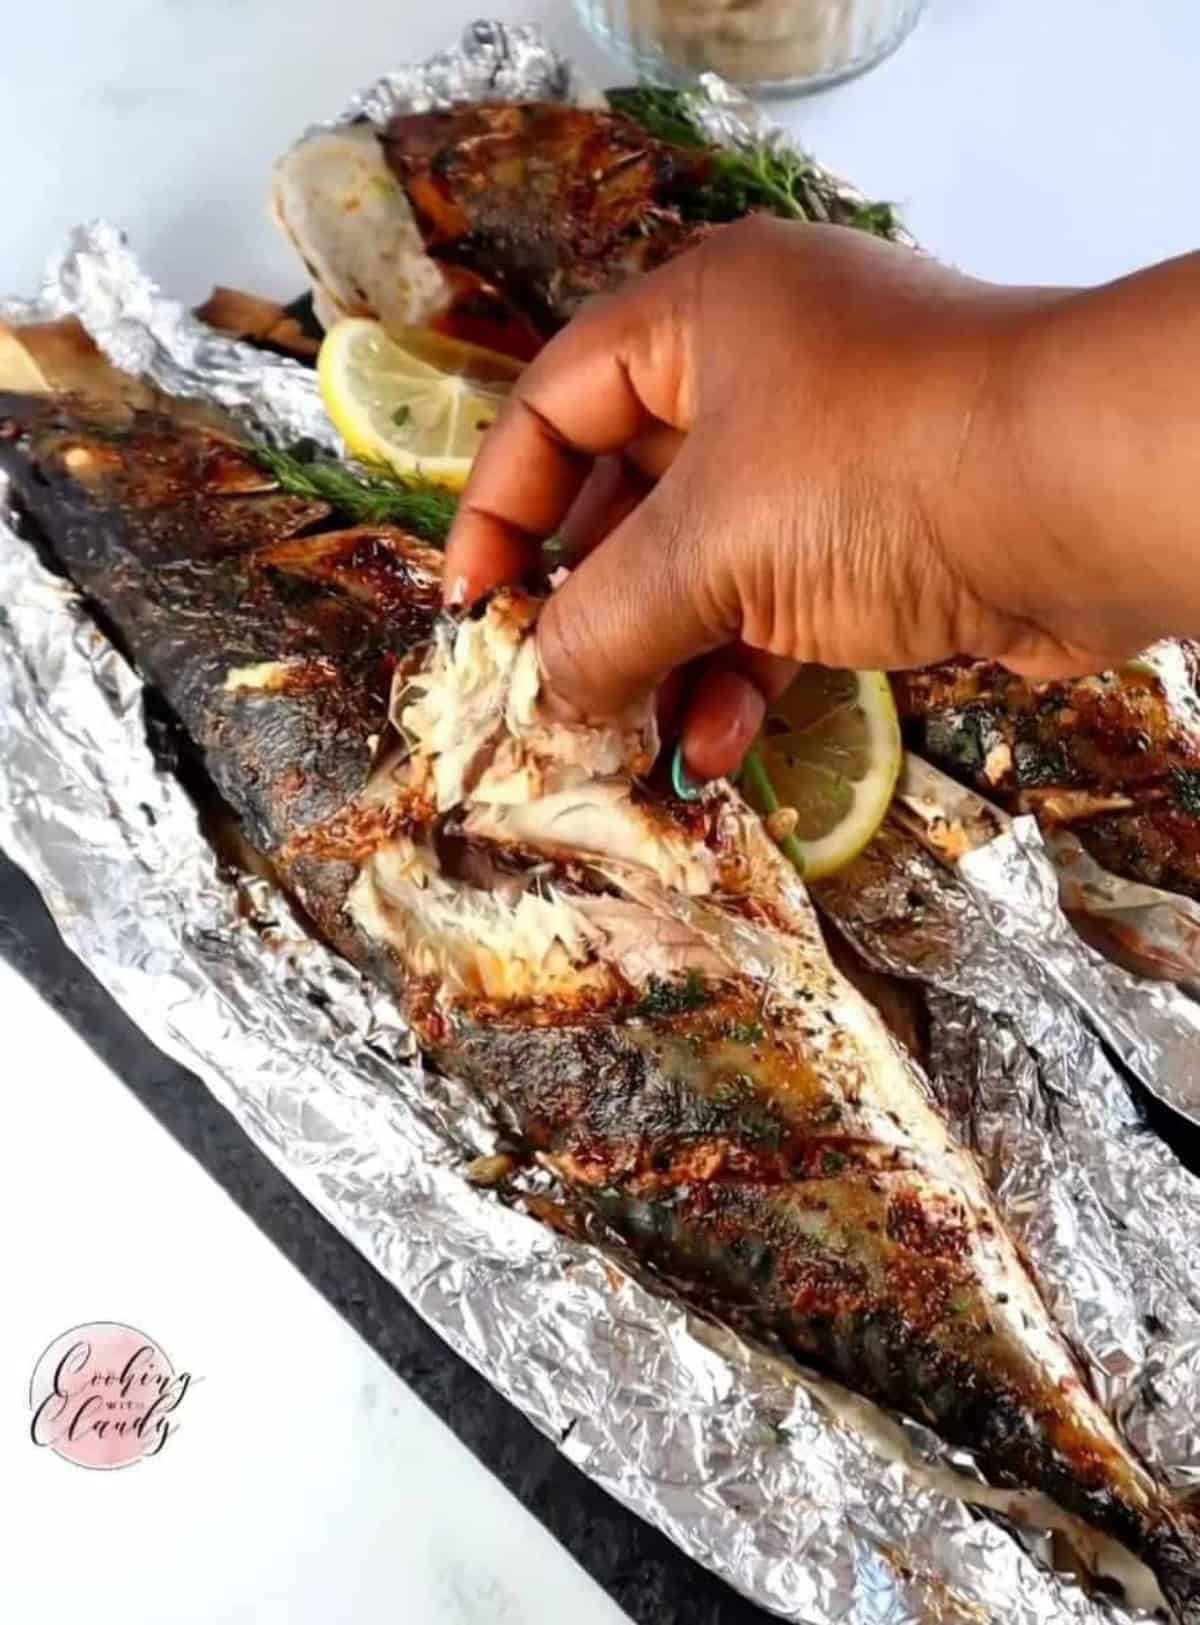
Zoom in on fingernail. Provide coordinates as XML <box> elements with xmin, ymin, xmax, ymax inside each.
<box><xmin>444</xmin><ymin>573</ymin><xmax>469</xmax><ymax>608</ymax></box>
<box><xmin>671</xmin><ymin>743</ymin><xmax>705</xmax><ymax>802</ymax></box>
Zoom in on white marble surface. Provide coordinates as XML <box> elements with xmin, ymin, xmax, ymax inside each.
<box><xmin>1</xmin><ymin>958</ymin><xmax>628</xmax><ymax>1625</ymax></box>
<box><xmin>4</xmin><ymin>3</ymin><xmax>1200</xmax><ymax>1623</ymax></box>
<box><xmin>4</xmin><ymin>0</ymin><xmax>1200</xmax><ymax>306</ymax></box>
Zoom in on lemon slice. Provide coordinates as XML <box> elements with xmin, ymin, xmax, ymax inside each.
<box><xmin>317</xmin><ymin>319</ymin><xmax>522</xmax><ymax>489</ymax></box>
<box><xmin>743</xmin><ymin>666</ymin><xmax>901</xmax><ymax>879</ymax></box>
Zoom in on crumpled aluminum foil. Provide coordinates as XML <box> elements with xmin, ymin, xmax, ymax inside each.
<box><xmin>888</xmin><ymin>756</ymin><xmax>1200</xmax><ymax>1124</ymax></box>
<box><xmin>334</xmin><ymin>17</ymin><xmax>575</xmax><ymax>126</ymax></box>
<box><xmin>1</xmin><ymin>21</ymin><xmax>1199</xmax><ymax>1625</ymax></box>
<box><xmin>815</xmin><ymin>824</ymin><xmax>1200</xmax><ymax>1489</ymax></box>
<box><xmin>0</xmin><ymin>221</ymin><xmax>335</xmax><ymax>450</ymax></box>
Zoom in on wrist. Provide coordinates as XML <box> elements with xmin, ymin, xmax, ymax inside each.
<box><xmin>926</xmin><ymin>286</ymin><xmax>1085</xmax><ymax>641</ymax></box>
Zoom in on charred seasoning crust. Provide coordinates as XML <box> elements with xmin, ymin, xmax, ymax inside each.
<box><xmin>0</xmin><ymin>394</ymin><xmax>441</xmax><ymax>853</ymax></box>
<box><xmin>381</xmin><ymin>103</ymin><xmax>710</xmax><ymax>332</ymax></box>
<box><xmin>894</xmin><ymin>655</ymin><xmax>1200</xmax><ymax>900</ymax></box>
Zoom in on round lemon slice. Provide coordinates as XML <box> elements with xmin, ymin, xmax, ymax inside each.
<box><xmin>317</xmin><ymin>319</ymin><xmax>523</xmax><ymax>490</ymax></box>
<box><xmin>743</xmin><ymin>666</ymin><xmax>902</xmax><ymax>879</ymax></box>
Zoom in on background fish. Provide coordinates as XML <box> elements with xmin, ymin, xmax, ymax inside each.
<box><xmin>895</xmin><ymin>655</ymin><xmax>1200</xmax><ymax>902</ymax></box>
<box><xmin>379</xmin><ymin>102</ymin><xmax>711</xmax><ymax>332</ymax></box>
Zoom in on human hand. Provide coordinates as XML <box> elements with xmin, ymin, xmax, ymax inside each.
<box><xmin>443</xmin><ymin>216</ymin><xmax>1179</xmax><ymax>779</ymax></box>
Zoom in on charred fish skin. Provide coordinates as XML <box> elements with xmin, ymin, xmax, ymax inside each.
<box><xmin>380</xmin><ymin>103</ymin><xmax>711</xmax><ymax>332</ymax></box>
<box><xmin>0</xmin><ymin>393</ymin><xmax>441</xmax><ymax>852</ymax></box>
<box><xmin>893</xmin><ymin>654</ymin><xmax>1200</xmax><ymax>900</ymax></box>
<box><xmin>442</xmin><ymin>1005</ymin><xmax>1199</xmax><ymax>1607</ymax></box>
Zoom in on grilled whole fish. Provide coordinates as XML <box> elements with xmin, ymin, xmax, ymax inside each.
<box><xmin>2</xmin><ymin>365</ymin><xmax>1199</xmax><ymax>1617</ymax></box>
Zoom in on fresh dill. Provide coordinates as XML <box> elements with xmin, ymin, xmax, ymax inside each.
<box><xmin>254</xmin><ymin>443</ymin><xmax>575</xmax><ymax>565</ymax></box>
<box><xmin>634</xmin><ymin>970</ymin><xmax>711</xmax><ymax>1019</ymax></box>
<box><xmin>711</xmin><ymin>1073</ymin><xmax>755</xmax><ymax>1106</ymax></box>
<box><xmin>608</xmin><ymin>86</ymin><xmax>898</xmax><ymax>238</ymax></box>
<box><xmin>727</xmin><ymin>1020</ymin><xmax>766</xmax><ymax>1045</ymax></box>
<box><xmin>1171</xmin><ymin>766</ymin><xmax>1200</xmax><ymax>819</ymax></box>
<box><xmin>253</xmin><ymin>443</ymin><xmax>459</xmax><ymax>545</ymax></box>
<box><xmin>734</xmin><ymin>1111</ymin><xmax>784</xmax><ymax>1150</ymax></box>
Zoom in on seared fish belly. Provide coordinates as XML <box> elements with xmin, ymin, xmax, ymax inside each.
<box><xmin>895</xmin><ymin>653</ymin><xmax>1200</xmax><ymax>900</ymax></box>
<box><xmin>2</xmin><ymin>384</ymin><xmax>1198</xmax><ymax>1616</ymax></box>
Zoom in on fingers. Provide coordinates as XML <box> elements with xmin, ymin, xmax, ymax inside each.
<box><xmin>443</xmin><ymin>260</ymin><xmax>695</xmax><ymax>604</ymax></box>
<box><xmin>680</xmin><ymin>646</ymin><xmax>797</xmax><ymax>780</ymax></box>
<box><xmin>560</xmin><ymin>456</ymin><xmax>650</xmax><ymax>565</ymax></box>
<box><xmin>442</xmin><ymin>389</ymin><xmax>597</xmax><ymax>605</ymax></box>
<box><xmin>559</xmin><ymin>426</ymin><xmax>682</xmax><ymax>564</ymax></box>
<box><xmin>536</xmin><ymin>456</ymin><xmax>736</xmax><ymax>719</ymax></box>
<box><xmin>680</xmin><ymin>668</ymin><xmax>765</xmax><ymax>780</ymax></box>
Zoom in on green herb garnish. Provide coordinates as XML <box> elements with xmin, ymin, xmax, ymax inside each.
<box><xmin>735</xmin><ymin>1111</ymin><xmax>784</xmax><ymax>1150</ymax></box>
<box><xmin>1171</xmin><ymin>767</ymin><xmax>1200</xmax><ymax>819</ymax></box>
<box><xmin>609</xmin><ymin>86</ymin><xmax>898</xmax><ymax>237</ymax></box>
<box><xmin>712</xmin><ymin>1073</ymin><xmax>755</xmax><ymax>1106</ymax></box>
<box><xmin>727</xmin><ymin>1021</ymin><xmax>765</xmax><ymax>1045</ymax></box>
<box><xmin>847</xmin><ymin>200</ymin><xmax>900</xmax><ymax>236</ymax></box>
<box><xmin>391</xmin><ymin>404</ymin><xmax>411</xmax><ymax>428</ymax></box>
<box><xmin>634</xmin><ymin>971</ymin><xmax>711</xmax><ymax>1019</ymax></box>
<box><xmin>253</xmin><ymin>443</ymin><xmax>459</xmax><ymax>544</ymax></box>
<box><xmin>254</xmin><ymin>443</ymin><xmax>576</xmax><ymax>565</ymax></box>
<box><xmin>821</xmin><ymin>1150</ymin><xmax>847</xmax><ymax>1176</ymax></box>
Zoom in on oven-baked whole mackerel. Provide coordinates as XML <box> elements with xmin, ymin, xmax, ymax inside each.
<box><xmin>1</xmin><ymin>335</ymin><xmax>1198</xmax><ymax>1616</ymax></box>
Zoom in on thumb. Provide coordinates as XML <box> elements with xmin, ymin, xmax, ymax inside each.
<box><xmin>535</xmin><ymin>456</ymin><xmax>736</xmax><ymax>720</ymax></box>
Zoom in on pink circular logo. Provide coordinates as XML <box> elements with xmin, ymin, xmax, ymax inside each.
<box><xmin>29</xmin><ymin>1322</ymin><xmax>192</xmax><ymax>1470</ymax></box>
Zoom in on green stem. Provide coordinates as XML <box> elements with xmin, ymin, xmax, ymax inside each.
<box><xmin>740</xmin><ymin>747</ymin><xmax>806</xmax><ymax>876</ymax></box>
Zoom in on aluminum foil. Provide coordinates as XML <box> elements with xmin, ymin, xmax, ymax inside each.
<box><xmin>0</xmin><ymin>221</ymin><xmax>336</xmax><ymax>451</ymax></box>
<box><xmin>333</xmin><ymin>18</ymin><xmax>575</xmax><ymax>126</ymax></box>
<box><xmin>2</xmin><ymin>21</ymin><xmax>1199</xmax><ymax>1625</ymax></box>
<box><xmin>890</xmin><ymin>759</ymin><xmax>1200</xmax><ymax>1124</ymax></box>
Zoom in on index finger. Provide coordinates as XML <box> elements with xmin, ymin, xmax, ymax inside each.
<box><xmin>442</xmin><ymin>263</ymin><xmax>695</xmax><ymax>605</ymax></box>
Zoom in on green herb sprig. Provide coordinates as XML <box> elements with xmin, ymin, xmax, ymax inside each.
<box><xmin>1171</xmin><ymin>766</ymin><xmax>1200</xmax><ymax>819</ymax></box>
<box><xmin>254</xmin><ymin>444</ymin><xmax>573</xmax><ymax>565</ymax></box>
<box><xmin>254</xmin><ymin>443</ymin><xmax>459</xmax><ymax>545</ymax></box>
<box><xmin>740</xmin><ymin>747</ymin><xmax>807</xmax><ymax>875</ymax></box>
<box><xmin>608</xmin><ymin>86</ymin><xmax>899</xmax><ymax>238</ymax></box>
<box><xmin>634</xmin><ymin>971</ymin><xmax>711</xmax><ymax>1019</ymax></box>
